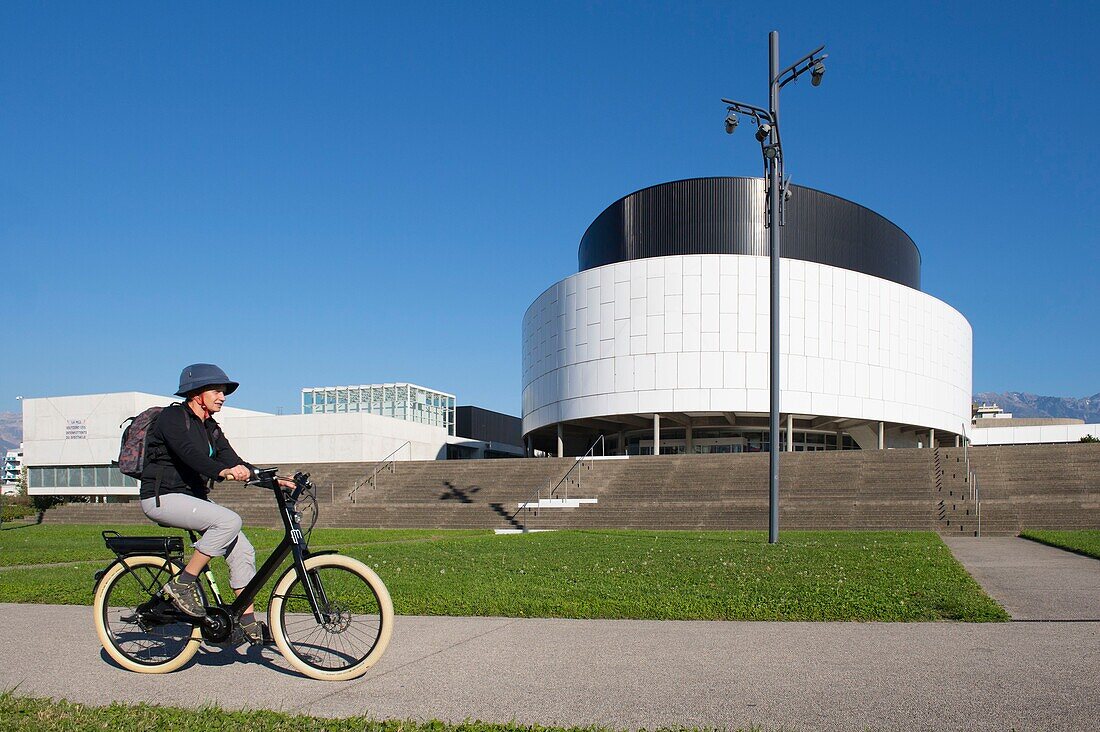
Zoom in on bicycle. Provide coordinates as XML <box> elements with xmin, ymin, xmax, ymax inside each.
<box><xmin>91</xmin><ymin>468</ymin><xmax>394</xmax><ymax>681</ymax></box>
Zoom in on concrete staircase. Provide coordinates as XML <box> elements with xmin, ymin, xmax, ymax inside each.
<box><xmin>967</xmin><ymin>444</ymin><xmax>1099</xmax><ymax>533</ymax></box>
<box><xmin>40</xmin><ymin>445</ymin><xmax>1100</xmax><ymax>535</ymax></box>
<box><xmin>934</xmin><ymin>448</ymin><xmax>980</xmax><ymax>536</ymax></box>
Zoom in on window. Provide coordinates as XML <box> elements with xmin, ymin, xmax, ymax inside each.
<box><xmin>299</xmin><ymin>382</ymin><xmax>457</xmax><ymax>433</ymax></box>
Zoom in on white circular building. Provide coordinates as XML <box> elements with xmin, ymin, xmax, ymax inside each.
<box><xmin>522</xmin><ymin>177</ymin><xmax>972</xmax><ymax>456</ymax></box>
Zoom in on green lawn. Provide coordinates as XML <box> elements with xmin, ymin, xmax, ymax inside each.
<box><xmin>0</xmin><ymin>693</ymin><xmax>762</xmax><ymax>732</ymax></box>
<box><xmin>0</xmin><ymin>524</ymin><xmax>1008</xmax><ymax>621</ymax></box>
<box><xmin>1020</xmin><ymin>529</ymin><xmax>1100</xmax><ymax>560</ymax></box>
<box><xmin>0</xmin><ymin>524</ymin><xmax>481</xmax><ymax>567</ymax></box>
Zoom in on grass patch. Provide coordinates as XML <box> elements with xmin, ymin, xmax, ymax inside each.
<box><xmin>0</xmin><ymin>525</ymin><xmax>1007</xmax><ymax>621</ymax></box>
<box><xmin>0</xmin><ymin>693</ymin><xmax>759</xmax><ymax>732</ymax></box>
<box><xmin>0</xmin><ymin>523</ymin><xmax>482</xmax><ymax>567</ymax></box>
<box><xmin>1020</xmin><ymin>529</ymin><xmax>1100</xmax><ymax>560</ymax></box>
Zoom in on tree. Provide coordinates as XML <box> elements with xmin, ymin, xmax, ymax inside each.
<box><xmin>1081</xmin><ymin>434</ymin><xmax>1099</xmax><ymax>443</ymax></box>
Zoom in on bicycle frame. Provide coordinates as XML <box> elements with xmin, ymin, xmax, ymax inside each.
<box><xmin>215</xmin><ymin>473</ymin><xmax>330</xmax><ymax>625</ymax></box>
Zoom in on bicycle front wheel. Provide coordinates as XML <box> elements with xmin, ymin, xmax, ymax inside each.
<box><xmin>92</xmin><ymin>555</ymin><xmax>203</xmax><ymax>673</ymax></box>
<box><xmin>268</xmin><ymin>554</ymin><xmax>394</xmax><ymax>681</ymax></box>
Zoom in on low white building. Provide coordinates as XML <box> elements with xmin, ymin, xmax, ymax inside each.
<box><xmin>967</xmin><ymin>402</ymin><xmax>1100</xmax><ymax>445</ymax></box>
<box><xmin>2</xmin><ymin>444</ymin><xmax>22</xmax><ymax>496</ymax></box>
<box><xmin>22</xmin><ymin>392</ymin><xmax>482</xmax><ymax>497</ymax></box>
<box><xmin>969</xmin><ymin>421</ymin><xmax>1100</xmax><ymax>446</ymax></box>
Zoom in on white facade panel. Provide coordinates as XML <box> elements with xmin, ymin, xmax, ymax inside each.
<box><xmin>521</xmin><ymin>254</ymin><xmax>973</xmax><ymax>437</ymax></box>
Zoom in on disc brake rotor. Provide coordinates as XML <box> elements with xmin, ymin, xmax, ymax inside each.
<box><xmin>321</xmin><ymin>603</ymin><xmax>352</xmax><ymax>633</ymax></box>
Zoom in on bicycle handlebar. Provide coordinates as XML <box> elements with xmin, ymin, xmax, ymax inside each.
<box><xmin>247</xmin><ymin>467</ymin><xmax>281</xmax><ymax>488</ymax></box>
<box><xmin>246</xmin><ymin>467</ymin><xmax>313</xmax><ymax>500</ymax></box>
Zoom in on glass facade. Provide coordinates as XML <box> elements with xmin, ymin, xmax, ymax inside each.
<box><xmin>632</xmin><ymin>430</ymin><xmax>859</xmax><ymax>455</ymax></box>
<box><xmin>28</xmin><ymin>465</ymin><xmax>138</xmax><ymax>489</ymax></box>
<box><xmin>301</xmin><ymin>383</ymin><xmax>456</xmax><ymax>436</ymax></box>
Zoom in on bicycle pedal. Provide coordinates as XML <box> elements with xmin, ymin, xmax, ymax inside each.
<box><xmin>241</xmin><ymin>620</ymin><xmax>275</xmax><ymax>646</ymax></box>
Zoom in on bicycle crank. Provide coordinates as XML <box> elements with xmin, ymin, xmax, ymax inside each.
<box><xmin>200</xmin><ymin>607</ymin><xmax>233</xmax><ymax>643</ymax></box>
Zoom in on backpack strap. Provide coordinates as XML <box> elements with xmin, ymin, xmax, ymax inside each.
<box><xmin>153</xmin><ymin>464</ymin><xmax>163</xmax><ymax>508</ymax></box>
<box><xmin>175</xmin><ymin>402</ymin><xmax>191</xmax><ymax>432</ymax></box>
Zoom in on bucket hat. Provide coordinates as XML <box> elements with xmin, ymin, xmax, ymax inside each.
<box><xmin>175</xmin><ymin>363</ymin><xmax>239</xmax><ymax>397</ymax></box>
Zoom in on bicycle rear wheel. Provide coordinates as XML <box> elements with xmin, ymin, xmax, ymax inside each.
<box><xmin>268</xmin><ymin>554</ymin><xmax>393</xmax><ymax>681</ymax></box>
<box><xmin>92</xmin><ymin>555</ymin><xmax>203</xmax><ymax>673</ymax></box>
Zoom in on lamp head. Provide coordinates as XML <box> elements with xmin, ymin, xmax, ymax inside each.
<box><xmin>811</xmin><ymin>60</ymin><xmax>825</xmax><ymax>86</ymax></box>
<box><xmin>755</xmin><ymin>123</ymin><xmax>772</xmax><ymax>143</ymax></box>
<box><xmin>724</xmin><ymin>109</ymin><xmax>738</xmax><ymax>134</ymax></box>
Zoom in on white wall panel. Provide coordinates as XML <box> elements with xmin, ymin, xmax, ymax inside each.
<box><xmin>521</xmin><ymin>254</ymin><xmax>973</xmax><ymax>437</ymax></box>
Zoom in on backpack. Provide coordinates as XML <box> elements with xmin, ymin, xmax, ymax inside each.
<box><xmin>118</xmin><ymin>407</ymin><xmax>167</xmax><ymax>479</ymax></box>
<box><xmin>118</xmin><ymin>403</ymin><xmax>188</xmax><ymax>479</ymax></box>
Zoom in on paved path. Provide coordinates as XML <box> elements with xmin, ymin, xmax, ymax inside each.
<box><xmin>942</xmin><ymin>536</ymin><xmax>1100</xmax><ymax>620</ymax></box>
<box><xmin>2</xmin><ymin>604</ymin><xmax>1098</xmax><ymax>731</ymax></box>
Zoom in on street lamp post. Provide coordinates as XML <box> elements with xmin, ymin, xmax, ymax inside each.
<box><xmin>722</xmin><ymin>31</ymin><xmax>827</xmax><ymax>544</ymax></box>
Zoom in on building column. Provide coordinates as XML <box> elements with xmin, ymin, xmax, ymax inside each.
<box><xmin>955</xmin><ymin>434</ymin><xmax>960</xmax><ymax>448</ymax></box>
<box><xmin>618</xmin><ymin>430</ymin><xmax>627</xmax><ymax>456</ymax></box>
<box><xmin>524</xmin><ymin>436</ymin><xmax>531</xmax><ymax>458</ymax></box>
<box><xmin>786</xmin><ymin>414</ymin><xmax>794</xmax><ymax>452</ymax></box>
<box><xmin>556</xmin><ymin>423</ymin><xmax>564</xmax><ymax>458</ymax></box>
<box><xmin>930</xmin><ymin>428</ymin><xmax>936</xmax><ymax>449</ymax></box>
<box><xmin>878</xmin><ymin>422</ymin><xmax>885</xmax><ymax>450</ymax></box>
<box><xmin>653</xmin><ymin>413</ymin><xmax>661</xmax><ymax>456</ymax></box>
<box><xmin>685</xmin><ymin>424</ymin><xmax>694</xmax><ymax>455</ymax></box>
<box><xmin>836</xmin><ymin>430</ymin><xmax>844</xmax><ymax>451</ymax></box>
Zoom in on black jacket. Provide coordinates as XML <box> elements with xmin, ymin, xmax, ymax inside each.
<box><xmin>139</xmin><ymin>402</ymin><xmax>254</xmax><ymax>501</ymax></box>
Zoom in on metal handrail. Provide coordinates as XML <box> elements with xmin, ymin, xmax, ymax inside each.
<box><xmin>960</xmin><ymin>421</ymin><xmax>981</xmax><ymax>536</ymax></box>
<box><xmin>962</xmin><ymin>421</ymin><xmax>971</xmax><ymax>500</ymax></box>
<box><xmin>975</xmin><ymin>473</ymin><xmax>981</xmax><ymax>537</ymax></box>
<box><xmin>348</xmin><ymin>440</ymin><xmax>411</xmax><ymax>503</ymax></box>
<box><xmin>510</xmin><ymin>435</ymin><xmax>605</xmax><ymax>523</ymax></box>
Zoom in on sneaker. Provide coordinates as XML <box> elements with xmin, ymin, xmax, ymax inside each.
<box><xmin>162</xmin><ymin>577</ymin><xmax>206</xmax><ymax>618</ymax></box>
<box><xmin>241</xmin><ymin>619</ymin><xmax>274</xmax><ymax>645</ymax></box>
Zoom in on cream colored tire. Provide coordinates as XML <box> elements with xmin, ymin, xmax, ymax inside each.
<box><xmin>268</xmin><ymin>554</ymin><xmax>394</xmax><ymax>681</ymax></box>
<box><xmin>92</xmin><ymin>555</ymin><xmax>202</xmax><ymax>674</ymax></box>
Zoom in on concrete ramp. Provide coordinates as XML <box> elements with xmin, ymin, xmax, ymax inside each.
<box><xmin>943</xmin><ymin>536</ymin><xmax>1100</xmax><ymax>621</ymax></box>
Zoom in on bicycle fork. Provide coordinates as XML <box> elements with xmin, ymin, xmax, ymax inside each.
<box><xmin>290</xmin><ymin>540</ymin><xmax>333</xmax><ymax>625</ymax></box>
<box><xmin>277</xmin><ymin>488</ymin><xmax>332</xmax><ymax>626</ymax></box>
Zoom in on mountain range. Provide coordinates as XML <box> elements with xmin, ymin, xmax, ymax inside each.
<box><xmin>973</xmin><ymin>392</ymin><xmax>1100</xmax><ymax>422</ymax></box>
<box><xmin>0</xmin><ymin>412</ymin><xmax>22</xmax><ymax>452</ymax></box>
<box><xmin>0</xmin><ymin>392</ymin><xmax>1097</xmax><ymax>451</ymax></box>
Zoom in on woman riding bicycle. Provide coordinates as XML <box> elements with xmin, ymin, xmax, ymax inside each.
<box><xmin>140</xmin><ymin>363</ymin><xmax>288</xmax><ymax>644</ymax></box>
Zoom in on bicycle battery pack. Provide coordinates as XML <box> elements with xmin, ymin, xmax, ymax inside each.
<box><xmin>102</xmin><ymin>530</ymin><xmax>184</xmax><ymax>558</ymax></box>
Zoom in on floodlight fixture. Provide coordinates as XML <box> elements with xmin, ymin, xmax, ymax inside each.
<box><xmin>725</xmin><ymin>109</ymin><xmax>739</xmax><ymax>134</ymax></box>
<box><xmin>755</xmin><ymin>123</ymin><xmax>772</xmax><ymax>143</ymax></box>
<box><xmin>811</xmin><ymin>60</ymin><xmax>825</xmax><ymax>86</ymax></box>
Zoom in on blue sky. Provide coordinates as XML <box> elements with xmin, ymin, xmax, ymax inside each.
<box><xmin>3</xmin><ymin>1</ymin><xmax>1098</xmax><ymax>415</ymax></box>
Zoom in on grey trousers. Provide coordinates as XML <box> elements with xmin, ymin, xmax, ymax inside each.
<box><xmin>141</xmin><ymin>493</ymin><xmax>257</xmax><ymax>589</ymax></box>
